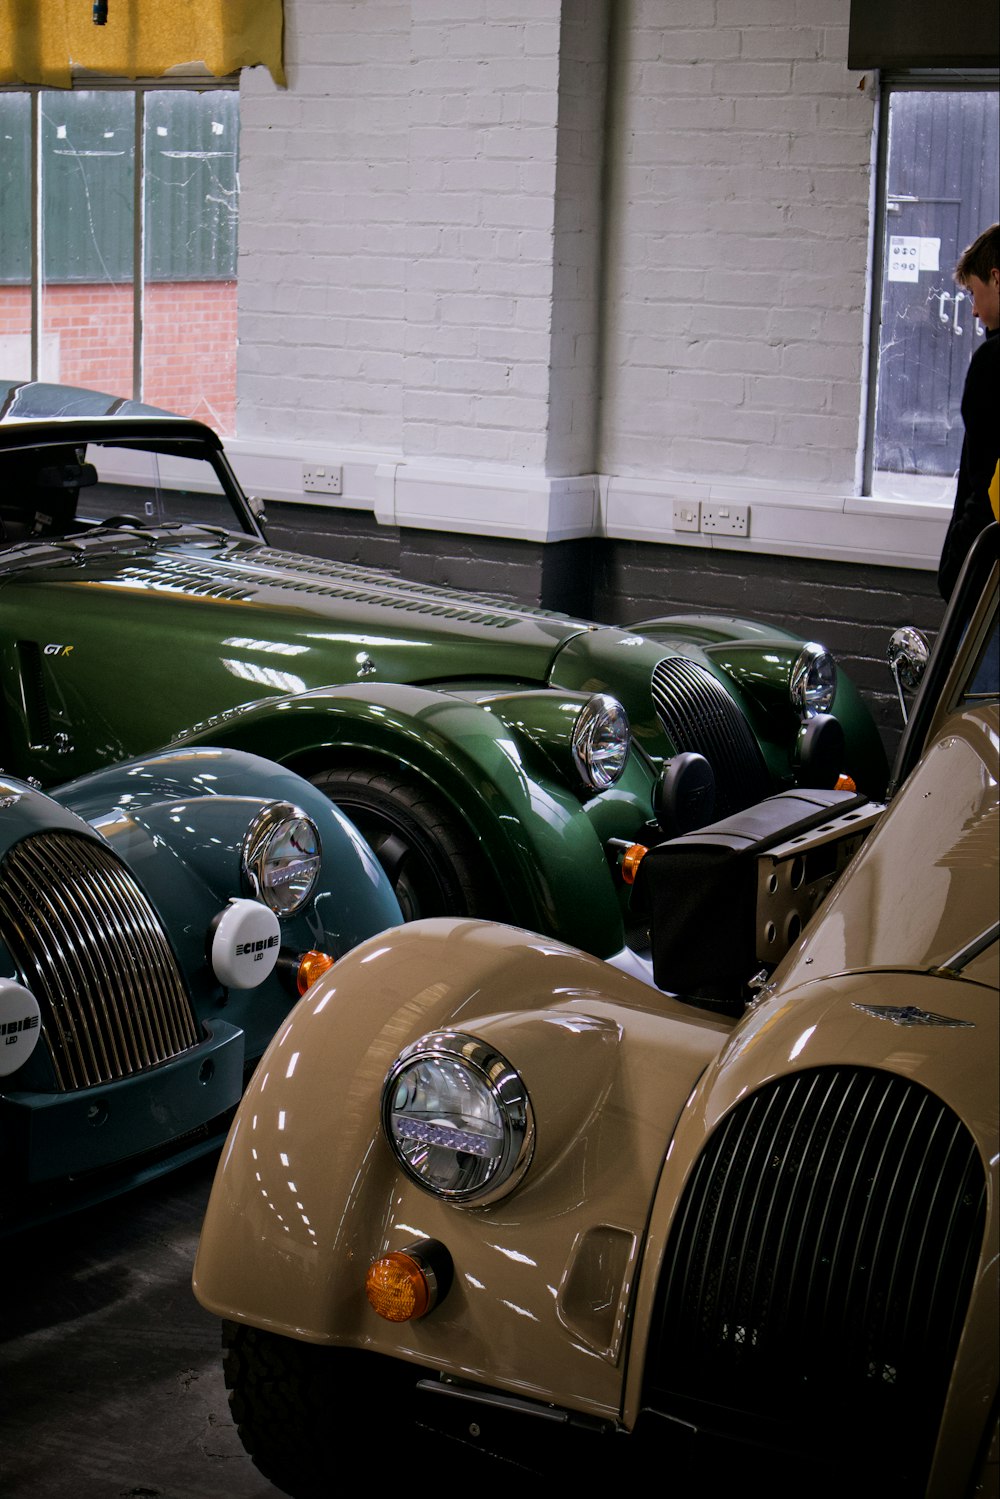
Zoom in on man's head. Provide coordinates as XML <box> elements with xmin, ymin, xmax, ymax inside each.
<box><xmin>955</xmin><ymin>223</ymin><xmax>1000</xmax><ymax>332</ymax></box>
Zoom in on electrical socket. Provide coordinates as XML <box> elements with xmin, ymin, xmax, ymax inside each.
<box><xmin>302</xmin><ymin>463</ymin><xmax>343</xmax><ymax>496</ymax></box>
<box><xmin>672</xmin><ymin>499</ymin><xmax>701</xmax><ymax>532</ymax></box>
<box><xmin>701</xmin><ymin>503</ymin><xmax>750</xmax><ymax>536</ymax></box>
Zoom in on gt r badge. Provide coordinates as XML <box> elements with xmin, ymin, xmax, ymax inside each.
<box><xmin>851</xmin><ymin>1003</ymin><xmax>974</xmax><ymax>1028</ymax></box>
<box><xmin>43</xmin><ymin>643</ymin><xmax>74</xmax><ymax>657</ymax></box>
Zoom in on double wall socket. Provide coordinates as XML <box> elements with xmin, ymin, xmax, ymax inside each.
<box><xmin>673</xmin><ymin>499</ymin><xmax>750</xmax><ymax>537</ymax></box>
<box><xmin>702</xmin><ymin>502</ymin><xmax>749</xmax><ymax>536</ymax></box>
<box><xmin>302</xmin><ymin>463</ymin><xmax>343</xmax><ymax>496</ymax></box>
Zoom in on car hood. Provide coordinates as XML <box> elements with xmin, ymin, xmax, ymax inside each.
<box><xmin>0</xmin><ymin>528</ymin><xmax>673</xmax><ymax>692</ymax></box>
<box><xmin>772</xmin><ymin>702</ymin><xmax>999</xmax><ymax>990</ymax></box>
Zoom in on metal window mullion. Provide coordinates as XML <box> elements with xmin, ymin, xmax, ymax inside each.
<box><xmin>133</xmin><ymin>91</ymin><xmax>145</xmax><ymax>401</ymax></box>
<box><xmin>31</xmin><ymin>89</ymin><xmax>40</xmax><ymax>382</ymax></box>
<box><xmin>862</xmin><ymin>80</ymin><xmax>892</xmax><ymax>497</ymax></box>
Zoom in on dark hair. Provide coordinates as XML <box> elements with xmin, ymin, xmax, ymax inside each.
<box><xmin>955</xmin><ymin>223</ymin><xmax>1000</xmax><ymax>286</ymax></box>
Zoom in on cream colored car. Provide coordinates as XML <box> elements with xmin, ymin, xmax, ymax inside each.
<box><xmin>194</xmin><ymin>525</ymin><xmax>999</xmax><ymax>1499</ymax></box>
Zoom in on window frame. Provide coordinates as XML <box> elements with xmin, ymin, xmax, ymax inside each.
<box><xmin>4</xmin><ymin>76</ymin><xmax>238</xmax><ymax>404</ymax></box>
<box><xmin>863</xmin><ymin>68</ymin><xmax>1000</xmax><ymax>498</ymax></box>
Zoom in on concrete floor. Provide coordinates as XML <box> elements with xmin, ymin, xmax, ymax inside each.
<box><xmin>0</xmin><ymin>1155</ymin><xmax>281</xmax><ymax>1499</ymax></box>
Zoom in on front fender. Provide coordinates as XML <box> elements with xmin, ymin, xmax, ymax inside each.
<box><xmin>622</xmin><ymin>967</ymin><xmax>997</xmax><ymax>1493</ymax></box>
<box><xmin>54</xmin><ymin>746</ymin><xmax>401</xmax><ymax>959</ymax></box>
<box><xmin>173</xmin><ymin>684</ymin><xmax>656</xmax><ymax>957</ymax></box>
<box><xmin>193</xmin><ymin>918</ymin><xmax>730</xmax><ymax>1420</ymax></box>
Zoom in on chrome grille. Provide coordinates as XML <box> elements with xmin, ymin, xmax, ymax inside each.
<box><xmin>0</xmin><ymin>830</ymin><xmax>198</xmax><ymax>1091</ymax></box>
<box><xmin>651</xmin><ymin>656</ymin><xmax>771</xmax><ymax>816</ymax></box>
<box><xmin>643</xmin><ymin>1066</ymin><xmax>986</xmax><ymax>1480</ymax></box>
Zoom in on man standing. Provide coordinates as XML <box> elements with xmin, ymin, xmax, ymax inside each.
<box><xmin>937</xmin><ymin>223</ymin><xmax>1000</xmax><ymax>600</ymax></box>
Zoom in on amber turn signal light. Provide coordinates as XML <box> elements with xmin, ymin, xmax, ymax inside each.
<box><xmin>620</xmin><ymin>843</ymin><xmax>648</xmax><ymax>885</ymax></box>
<box><xmin>365</xmin><ymin>1239</ymin><xmax>452</xmax><ymax>1323</ymax></box>
<box><xmin>834</xmin><ymin>773</ymin><xmax>857</xmax><ymax>792</ymax></box>
<box><xmin>297</xmin><ymin>949</ymin><xmax>335</xmax><ymax>995</ymax></box>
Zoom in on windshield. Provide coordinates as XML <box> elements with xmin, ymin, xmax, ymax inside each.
<box><xmin>960</xmin><ymin>605</ymin><xmax>999</xmax><ymax>706</ymax></box>
<box><xmin>0</xmin><ymin>438</ymin><xmax>245</xmax><ymax>543</ymax></box>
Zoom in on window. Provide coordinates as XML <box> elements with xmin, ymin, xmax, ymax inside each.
<box><xmin>866</xmin><ymin>78</ymin><xmax>999</xmax><ymax>500</ymax></box>
<box><xmin>0</xmin><ymin>86</ymin><xmax>239</xmax><ymax>434</ymax></box>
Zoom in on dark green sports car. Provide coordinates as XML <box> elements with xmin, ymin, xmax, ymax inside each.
<box><xmin>0</xmin><ymin>380</ymin><xmax>888</xmax><ymax>966</ymax></box>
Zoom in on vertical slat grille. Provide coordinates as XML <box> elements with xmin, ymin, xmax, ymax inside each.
<box><xmin>650</xmin><ymin>656</ymin><xmax>771</xmax><ymax>816</ymax></box>
<box><xmin>643</xmin><ymin>1066</ymin><xmax>986</xmax><ymax>1478</ymax></box>
<box><xmin>0</xmin><ymin>830</ymin><xmax>198</xmax><ymax>1090</ymax></box>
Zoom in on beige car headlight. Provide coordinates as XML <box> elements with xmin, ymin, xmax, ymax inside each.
<box><xmin>571</xmin><ymin>693</ymin><xmax>631</xmax><ymax>789</ymax></box>
<box><xmin>789</xmin><ymin>643</ymin><xmax>837</xmax><ymax>715</ymax></box>
<box><xmin>381</xmin><ymin>1031</ymin><xmax>534</xmax><ymax>1204</ymax></box>
<box><xmin>242</xmin><ymin>801</ymin><xmax>322</xmax><ymax>915</ymax></box>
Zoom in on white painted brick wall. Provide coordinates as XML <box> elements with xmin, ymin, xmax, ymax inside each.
<box><xmin>236</xmin><ymin>0</ymin><xmax>879</xmax><ymax>508</ymax></box>
<box><xmin>545</xmin><ymin>0</ymin><xmax>609</xmax><ymax>475</ymax></box>
<box><xmin>404</xmin><ymin>2</ymin><xmax>563</xmax><ymax>466</ymax></box>
<box><xmin>600</xmin><ymin>0</ymin><xmax>874</xmax><ymax>490</ymax></box>
<box><xmin>237</xmin><ymin>1</ymin><xmax>411</xmax><ymax>449</ymax></box>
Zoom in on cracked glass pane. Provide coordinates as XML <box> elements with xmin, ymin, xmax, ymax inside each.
<box><xmin>0</xmin><ymin>92</ymin><xmax>32</xmax><ymax>382</ymax></box>
<box><xmin>1</xmin><ymin>88</ymin><xmax>239</xmax><ymax>436</ymax></box>
<box><xmin>143</xmin><ymin>90</ymin><xmax>240</xmax><ymax>435</ymax></box>
<box><xmin>40</xmin><ymin>89</ymin><xmax>135</xmax><ymax>395</ymax></box>
<box><xmin>872</xmin><ymin>89</ymin><xmax>999</xmax><ymax>501</ymax></box>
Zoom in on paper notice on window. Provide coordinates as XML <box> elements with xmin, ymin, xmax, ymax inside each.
<box><xmin>888</xmin><ymin>235</ymin><xmax>940</xmax><ymax>281</ymax></box>
<box><xmin>917</xmin><ymin>237</ymin><xmax>940</xmax><ymax>271</ymax></box>
<box><xmin>888</xmin><ymin>237</ymin><xmax>920</xmax><ymax>282</ymax></box>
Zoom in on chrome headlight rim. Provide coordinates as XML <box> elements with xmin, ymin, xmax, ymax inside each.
<box><xmin>789</xmin><ymin>642</ymin><xmax>838</xmax><ymax>716</ymax></box>
<box><xmin>241</xmin><ymin>800</ymin><xmax>323</xmax><ymax>916</ymax></box>
<box><xmin>571</xmin><ymin>692</ymin><xmax>631</xmax><ymax>790</ymax></box>
<box><xmin>381</xmin><ymin>1030</ymin><xmax>535</xmax><ymax>1206</ymax></box>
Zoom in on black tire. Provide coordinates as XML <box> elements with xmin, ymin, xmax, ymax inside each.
<box><xmin>311</xmin><ymin>764</ymin><xmax>494</xmax><ymax>922</ymax></box>
<box><xmin>222</xmin><ymin>1322</ymin><xmax>427</xmax><ymax>1497</ymax></box>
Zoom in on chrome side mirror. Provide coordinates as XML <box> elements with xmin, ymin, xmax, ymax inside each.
<box><xmin>888</xmin><ymin>626</ymin><xmax>930</xmax><ymax>723</ymax></box>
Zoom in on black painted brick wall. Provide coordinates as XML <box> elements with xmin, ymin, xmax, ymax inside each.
<box><xmin>266</xmin><ymin>503</ymin><xmax>947</xmax><ymax>763</ymax></box>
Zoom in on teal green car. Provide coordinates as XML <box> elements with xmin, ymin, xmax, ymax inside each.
<box><xmin>0</xmin><ymin>381</ymin><xmax>888</xmax><ymax>963</ymax></box>
<box><xmin>0</xmin><ymin>745</ymin><xmax>401</xmax><ymax>1229</ymax></box>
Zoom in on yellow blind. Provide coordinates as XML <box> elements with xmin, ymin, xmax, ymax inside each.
<box><xmin>0</xmin><ymin>0</ymin><xmax>285</xmax><ymax>88</ymax></box>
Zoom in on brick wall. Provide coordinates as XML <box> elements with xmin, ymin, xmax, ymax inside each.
<box><xmin>0</xmin><ymin>283</ymin><xmax>237</xmax><ymax>432</ymax></box>
<box><xmin>240</xmin><ymin>0</ymin><xmax>875</xmax><ymax>492</ymax></box>
<box><xmin>235</xmin><ymin>0</ymin><xmax>411</xmax><ymax>448</ymax></box>
<box><xmin>597</xmin><ymin>0</ymin><xmax>873</xmax><ymax>489</ymax></box>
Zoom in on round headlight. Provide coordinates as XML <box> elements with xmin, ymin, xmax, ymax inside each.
<box><xmin>242</xmin><ymin>801</ymin><xmax>322</xmax><ymax>916</ymax></box>
<box><xmin>381</xmin><ymin>1031</ymin><xmax>534</xmax><ymax>1205</ymax></box>
<box><xmin>789</xmin><ymin>643</ymin><xmax>837</xmax><ymax>715</ymax></box>
<box><xmin>571</xmin><ymin>693</ymin><xmax>631</xmax><ymax>789</ymax></box>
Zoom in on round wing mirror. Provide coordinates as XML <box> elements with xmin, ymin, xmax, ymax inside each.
<box><xmin>888</xmin><ymin>627</ymin><xmax>930</xmax><ymax>690</ymax></box>
<box><xmin>888</xmin><ymin>626</ymin><xmax>930</xmax><ymax>724</ymax></box>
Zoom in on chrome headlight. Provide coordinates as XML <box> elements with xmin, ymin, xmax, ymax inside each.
<box><xmin>571</xmin><ymin>693</ymin><xmax>631</xmax><ymax>789</ymax></box>
<box><xmin>242</xmin><ymin>801</ymin><xmax>322</xmax><ymax>916</ymax></box>
<box><xmin>789</xmin><ymin>643</ymin><xmax>837</xmax><ymax>715</ymax></box>
<box><xmin>381</xmin><ymin>1031</ymin><xmax>534</xmax><ymax>1205</ymax></box>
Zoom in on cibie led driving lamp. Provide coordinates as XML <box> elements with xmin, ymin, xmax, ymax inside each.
<box><xmin>381</xmin><ymin>1031</ymin><xmax>534</xmax><ymax>1205</ymax></box>
<box><xmin>242</xmin><ymin>802</ymin><xmax>322</xmax><ymax>916</ymax></box>
<box><xmin>789</xmin><ymin>643</ymin><xmax>837</xmax><ymax>716</ymax></box>
<box><xmin>571</xmin><ymin>693</ymin><xmax>631</xmax><ymax>789</ymax></box>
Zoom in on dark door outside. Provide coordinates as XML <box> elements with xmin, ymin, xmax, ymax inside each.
<box><xmin>874</xmin><ymin>90</ymin><xmax>999</xmax><ymax>480</ymax></box>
